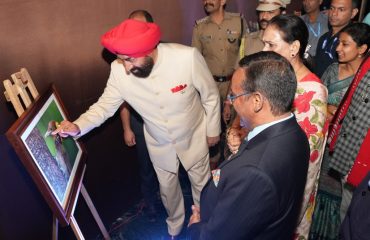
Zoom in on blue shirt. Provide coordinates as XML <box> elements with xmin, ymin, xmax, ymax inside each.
<box><xmin>301</xmin><ymin>12</ymin><xmax>329</xmax><ymax>57</ymax></box>
<box><xmin>247</xmin><ymin>113</ymin><xmax>294</xmax><ymax>141</ymax></box>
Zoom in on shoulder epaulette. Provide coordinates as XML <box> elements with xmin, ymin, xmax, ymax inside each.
<box><xmin>246</xmin><ymin>31</ymin><xmax>260</xmax><ymax>38</ymax></box>
<box><xmin>229</xmin><ymin>12</ymin><xmax>242</xmax><ymax>17</ymax></box>
<box><xmin>195</xmin><ymin>16</ymin><xmax>209</xmax><ymax>25</ymax></box>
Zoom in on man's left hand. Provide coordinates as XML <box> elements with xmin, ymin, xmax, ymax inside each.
<box><xmin>207</xmin><ymin>136</ymin><xmax>220</xmax><ymax>147</ymax></box>
<box><xmin>188</xmin><ymin>205</ymin><xmax>201</xmax><ymax>227</ymax></box>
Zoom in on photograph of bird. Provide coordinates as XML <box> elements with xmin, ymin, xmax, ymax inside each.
<box><xmin>44</xmin><ymin>120</ymin><xmax>72</xmax><ymax>179</ymax></box>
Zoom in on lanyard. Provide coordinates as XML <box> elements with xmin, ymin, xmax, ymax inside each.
<box><xmin>322</xmin><ymin>35</ymin><xmax>338</xmax><ymax>60</ymax></box>
<box><xmin>308</xmin><ymin>22</ymin><xmax>321</xmax><ymax>38</ymax></box>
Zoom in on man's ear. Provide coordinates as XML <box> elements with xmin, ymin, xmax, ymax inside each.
<box><xmin>252</xmin><ymin>92</ymin><xmax>264</xmax><ymax>113</ymax></box>
<box><xmin>351</xmin><ymin>8</ymin><xmax>359</xmax><ymax>19</ymax></box>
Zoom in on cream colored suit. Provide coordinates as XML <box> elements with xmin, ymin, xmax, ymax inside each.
<box><xmin>74</xmin><ymin>43</ymin><xmax>221</xmax><ymax>235</ymax></box>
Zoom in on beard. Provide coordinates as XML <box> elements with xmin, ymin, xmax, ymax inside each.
<box><xmin>130</xmin><ymin>56</ymin><xmax>154</xmax><ymax>78</ymax></box>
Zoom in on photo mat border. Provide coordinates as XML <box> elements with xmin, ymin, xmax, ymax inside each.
<box><xmin>6</xmin><ymin>84</ymin><xmax>86</xmax><ymax>226</ymax></box>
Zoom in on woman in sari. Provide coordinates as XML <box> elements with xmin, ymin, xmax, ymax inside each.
<box><xmin>310</xmin><ymin>22</ymin><xmax>370</xmax><ymax>240</ymax></box>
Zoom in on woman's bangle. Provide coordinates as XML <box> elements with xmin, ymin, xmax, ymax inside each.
<box><xmin>226</xmin><ymin>127</ymin><xmax>238</xmax><ymax>138</ymax></box>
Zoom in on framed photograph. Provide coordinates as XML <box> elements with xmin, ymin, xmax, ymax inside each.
<box><xmin>6</xmin><ymin>84</ymin><xmax>86</xmax><ymax>226</ymax></box>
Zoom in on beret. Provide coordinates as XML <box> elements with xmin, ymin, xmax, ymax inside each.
<box><xmin>257</xmin><ymin>0</ymin><xmax>291</xmax><ymax>11</ymax></box>
<box><xmin>101</xmin><ymin>19</ymin><xmax>161</xmax><ymax>57</ymax></box>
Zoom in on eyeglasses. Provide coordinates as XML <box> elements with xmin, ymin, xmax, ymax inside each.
<box><xmin>227</xmin><ymin>92</ymin><xmax>251</xmax><ymax>104</ymax></box>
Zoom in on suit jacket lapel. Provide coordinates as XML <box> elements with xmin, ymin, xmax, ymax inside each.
<box><xmin>202</xmin><ymin>117</ymin><xmax>298</xmax><ymax>191</ymax></box>
<box><xmin>218</xmin><ymin>139</ymin><xmax>249</xmax><ymax>169</ymax></box>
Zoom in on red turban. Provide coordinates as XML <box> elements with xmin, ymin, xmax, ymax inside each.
<box><xmin>101</xmin><ymin>19</ymin><xmax>161</xmax><ymax>57</ymax></box>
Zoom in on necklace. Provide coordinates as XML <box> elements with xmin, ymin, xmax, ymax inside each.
<box><xmin>307</xmin><ymin>22</ymin><xmax>321</xmax><ymax>38</ymax></box>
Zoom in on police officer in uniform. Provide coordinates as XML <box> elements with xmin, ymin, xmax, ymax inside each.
<box><xmin>192</xmin><ymin>0</ymin><xmax>245</xmax><ymax>102</ymax></box>
<box><xmin>192</xmin><ymin>0</ymin><xmax>246</xmax><ymax>168</ymax></box>
<box><xmin>242</xmin><ymin>0</ymin><xmax>289</xmax><ymax>56</ymax></box>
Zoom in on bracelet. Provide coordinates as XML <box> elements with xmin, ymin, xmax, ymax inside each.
<box><xmin>226</xmin><ymin>127</ymin><xmax>232</xmax><ymax>137</ymax></box>
<box><xmin>226</xmin><ymin>127</ymin><xmax>238</xmax><ymax>138</ymax></box>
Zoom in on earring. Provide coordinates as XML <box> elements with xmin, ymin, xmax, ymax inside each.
<box><xmin>291</xmin><ymin>53</ymin><xmax>296</xmax><ymax>57</ymax></box>
<box><xmin>358</xmin><ymin>54</ymin><xmax>363</xmax><ymax>58</ymax></box>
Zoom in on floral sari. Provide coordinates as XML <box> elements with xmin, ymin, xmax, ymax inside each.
<box><xmin>293</xmin><ymin>72</ymin><xmax>328</xmax><ymax>240</ymax></box>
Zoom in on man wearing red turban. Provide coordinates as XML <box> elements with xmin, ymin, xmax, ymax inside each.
<box><xmin>53</xmin><ymin>19</ymin><xmax>221</xmax><ymax>239</ymax></box>
<box><xmin>102</xmin><ymin>19</ymin><xmax>161</xmax><ymax>58</ymax></box>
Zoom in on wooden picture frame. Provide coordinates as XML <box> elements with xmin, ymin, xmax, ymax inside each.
<box><xmin>6</xmin><ymin>84</ymin><xmax>86</xmax><ymax>226</ymax></box>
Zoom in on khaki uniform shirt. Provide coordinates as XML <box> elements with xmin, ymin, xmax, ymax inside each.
<box><xmin>192</xmin><ymin>12</ymin><xmax>246</xmax><ymax>77</ymax></box>
<box><xmin>243</xmin><ymin>30</ymin><xmax>264</xmax><ymax>56</ymax></box>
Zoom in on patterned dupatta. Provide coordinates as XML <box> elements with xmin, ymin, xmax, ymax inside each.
<box><xmin>327</xmin><ymin>54</ymin><xmax>370</xmax><ymax>152</ymax></box>
<box><xmin>327</xmin><ymin>54</ymin><xmax>370</xmax><ymax>186</ymax></box>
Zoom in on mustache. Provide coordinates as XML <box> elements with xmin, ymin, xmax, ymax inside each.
<box><xmin>204</xmin><ymin>3</ymin><xmax>214</xmax><ymax>8</ymax></box>
<box><xmin>259</xmin><ymin>19</ymin><xmax>269</xmax><ymax>25</ymax></box>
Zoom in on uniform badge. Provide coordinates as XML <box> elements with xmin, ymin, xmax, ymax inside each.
<box><xmin>227</xmin><ymin>38</ymin><xmax>236</xmax><ymax>43</ymax></box>
<box><xmin>211</xmin><ymin>169</ymin><xmax>221</xmax><ymax>187</ymax></box>
<box><xmin>227</xmin><ymin>29</ymin><xmax>239</xmax><ymax>43</ymax></box>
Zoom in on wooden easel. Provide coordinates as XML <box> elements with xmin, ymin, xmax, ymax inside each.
<box><xmin>3</xmin><ymin>68</ymin><xmax>110</xmax><ymax>240</ymax></box>
<box><xmin>3</xmin><ymin>68</ymin><xmax>39</xmax><ymax>117</ymax></box>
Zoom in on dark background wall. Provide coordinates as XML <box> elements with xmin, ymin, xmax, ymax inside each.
<box><xmin>0</xmin><ymin>1</ymin><xmax>302</xmax><ymax>239</ymax></box>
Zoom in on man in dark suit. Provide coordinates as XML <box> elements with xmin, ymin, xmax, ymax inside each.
<box><xmin>340</xmin><ymin>171</ymin><xmax>370</xmax><ymax>240</ymax></box>
<box><xmin>187</xmin><ymin>51</ymin><xmax>310</xmax><ymax>240</ymax></box>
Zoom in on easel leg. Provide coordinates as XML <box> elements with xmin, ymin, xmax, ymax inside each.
<box><xmin>52</xmin><ymin>215</ymin><xmax>58</xmax><ymax>240</ymax></box>
<box><xmin>53</xmin><ymin>215</ymin><xmax>85</xmax><ymax>240</ymax></box>
<box><xmin>81</xmin><ymin>184</ymin><xmax>111</xmax><ymax>240</ymax></box>
<box><xmin>70</xmin><ymin>216</ymin><xmax>85</xmax><ymax>240</ymax></box>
